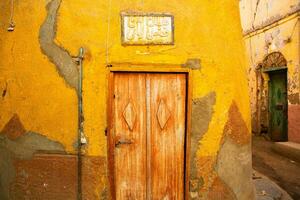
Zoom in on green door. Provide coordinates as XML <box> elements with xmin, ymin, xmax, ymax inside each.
<box><xmin>268</xmin><ymin>70</ymin><xmax>287</xmax><ymax>141</ymax></box>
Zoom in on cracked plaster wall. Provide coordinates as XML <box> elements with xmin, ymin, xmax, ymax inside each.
<box><xmin>239</xmin><ymin>0</ymin><xmax>300</xmax><ymax>34</ymax></box>
<box><xmin>0</xmin><ymin>0</ymin><xmax>253</xmax><ymax>198</ymax></box>
<box><xmin>242</xmin><ymin>2</ymin><xmax>300</xmax><ymax>138</ymax></box>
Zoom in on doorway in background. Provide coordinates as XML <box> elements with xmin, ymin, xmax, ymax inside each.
<box><xmin>268</xmin><ymin>69</ymin><xmax>288</xmax><ymax>141</ymax></box>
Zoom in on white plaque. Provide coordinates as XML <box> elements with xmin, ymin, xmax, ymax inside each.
<box><xmin>121</xmin><ymin>13</ymin><xmax>174</xmax><ymax>45</ymax></box>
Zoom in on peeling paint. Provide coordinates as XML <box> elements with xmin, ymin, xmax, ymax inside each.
<box><xmin>288</xmin><ymin>65</ymin><xmax>300</xmax><ymax>104</ymax></box>
<box><xmin>1</xmin><ymin>0</ymin><xmax>254</xmax><ymax>198</ymax></box>
<box><xmin>0</xmin><ymin>115</ymin><xmax>66</xmax><ymax>200</ymax></box>
<box><xmin>11</xmin><ymin>154</ymin><xmax>78</xmax><ymax>199</ymax></box>
<box><xmin>215</xmin><ymin>137</ymin><xmax>254</xmax><ymax>200</ymax></box>
<box><xmin>224</xmin><ymin>101</ymin><xmax>250</xmax><ymax>145</ymax></box>
<box><xmin>0</xmin><ymin>146</ymin><xmax>14</xmax><ymax>200</ymax></box>
<box><xmin>39</xmin><ymin>0</ymin><xmax>79</xmax><ymax>91</ymax></box>
<box><xmin>0</xmin><ymin>79</ymin><xmax>8</xmax><ymax>99</ymax></box>
<box><xmin>215</xmin><ymin>102</ymin><xmax>253</xmax><ymax>200</ymax></box>
<box><xmin>288</xmin><ymin>92</ymin><xmax>300</xmax><ymax>104</ymax></box>
<box><xmin>207</xmin><ymin>177</ymin><xmax>237</xmax><ymax>200</ymax></box>
<box><xmin>81</xmin><ymin>156</ymin><xmax>108</xmax><ymax>200</ymax></box>
<box><xmin>182</xmin><ymin>58</ymin><xmax>201</xmax><ymax>70</ymax></box>
<box><xmin>242</xmin><ymin>1</ymin><xmax>300</xmax><ymax>35</ymax></box>
<box><xmin>0</xmin><ymin>114</ymin><xmax>26</xmax><ymax>140</ymax></box>
<box><xmin>189</xmin><ymin>92</ymin><xmax>216</xmax><ymax>198</ymax></box>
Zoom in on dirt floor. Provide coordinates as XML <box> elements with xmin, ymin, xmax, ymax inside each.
<box><xmin>252</xmin><ymin>136</ymin><xmax>300</xmax><ymax>199</ymax></box>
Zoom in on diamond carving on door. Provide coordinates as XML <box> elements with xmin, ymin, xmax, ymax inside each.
<box><xmin>110</xmin><ymin>72</ymin><xmax>187</xmax><ymax>200</ymax></box>
<box><xmin>156</xmin><ymin>99</ymin><xmax>171</xmax><ymax>129</ymax></box>
<box><xmin>123</xmin><ymin>101</ymin><xmax>136</xmax><ymax>131</ymax></box>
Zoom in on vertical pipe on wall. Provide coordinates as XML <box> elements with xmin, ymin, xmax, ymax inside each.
<box><xmin>77</xmin><ymin>47</ymin><xmax>85</xmax><ymax>200</ymax></box>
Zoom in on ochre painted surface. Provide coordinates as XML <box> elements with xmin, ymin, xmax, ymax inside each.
<box><xmin>0</xmin><ymin>0</ymin><xmax>78</xmax><ymax>153</ymax></box>
<box><xmin>55</xmin><ymin>0</ymin><xmax>251</xmax><ymax>157</ymax></box>
<box><xmin>0</xmin><ymin>0</ymin><xmax>252</xmax><ymax>199</ymax></box>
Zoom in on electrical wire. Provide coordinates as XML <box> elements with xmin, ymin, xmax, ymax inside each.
<box><xmin>9</xmin><ymin>0</ymin><xmax>14</xmax><ymax>25</ymax></box>
<box><xmin>7</xmin><ymin>0</ymin><xmax>15</xmax><ymax>31</ymax></box>
<box><xmin>106</xmin><ymin>0</ymin><xmax>112</xmax><ymax>65</ymax></box>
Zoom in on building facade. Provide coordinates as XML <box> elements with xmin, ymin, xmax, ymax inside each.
<box><xmin>240</xmin><ymin>0</ymin><xmax>300</xmax><ymax>143</ymax></box>
<box><xmin>0</xmin><ymin>0</ymin><xmax>254</xmax><ymax>199</ymax></box>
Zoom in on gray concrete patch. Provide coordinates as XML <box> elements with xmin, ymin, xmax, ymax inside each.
<box><xmin>190</xmin><ymin>92</ymin><xmax>216</xmax><ymax>176</ymax></box>
<box><xmin>39</xmin><ymin>0</ymin><xmax>79</xmax><ymax>91</ymax></box>
<box><xmin>0</xmin><ymin>146</ymin><xmax>14</xmax><ymax>200</ymax></box>
<box><xmin>216</xmin><ymin>137</ymin><xmax>255</xmax><ymax>200</ymax></box>
<box><xmin>189</xmin><ymin>92</ymin><xmax>216</xmax><ymax>198</ymax></box>
<box><xmin>182</xmin><ymin>58</ymin><xmax>201</xmax><ymax>70</ymax></box>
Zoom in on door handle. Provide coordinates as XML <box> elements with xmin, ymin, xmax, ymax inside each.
<box><xmin>115</xmin><ymin>138</ymin><xmax>133</xmax><ymax>147</ymax></box>
<box><xmin>275</xmin><ymin>103</ymin><xmax>284</xmax><ymax>110</ymax></box>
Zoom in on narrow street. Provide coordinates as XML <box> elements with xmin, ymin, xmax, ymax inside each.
<box><xmin>252</xmin><ymin>136</ymin><xmax>300</xmax><ymax>199</ymax></box>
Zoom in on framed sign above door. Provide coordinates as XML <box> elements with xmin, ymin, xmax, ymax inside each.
<box><xmin>121</xmin><ymin>13</ymin><xmax>174</xmax><ymax>45</ymax></box>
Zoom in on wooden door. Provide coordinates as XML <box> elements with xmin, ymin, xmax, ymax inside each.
<box><xmin>109</xmin><ymin>72</ymin><xmax>187</xmax><ymax>200</ymax></box>
<box><xmin>269</xmin><ymin>70</ymin><xmax>287</xmax><ymax>141</ymax></box>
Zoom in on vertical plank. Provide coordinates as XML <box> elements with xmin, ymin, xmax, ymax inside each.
<box><xmin>113</xmin><ymin>73</ymin><xmax>147</xmax><ymax>200</ymax></box>
<box><xmin>107</xmin><ymin>72</ymin><xmax>116</xmax><ymax>199</ymax></box>
<box><xmin>150</xmin><ymin>73</ymin><xmax>186</xmax><ymax>200</ymax></box>
<box><xmin>185</xmin><ymin>72</ymin><xmax>192</xmax><ymax>200</ymax></box>
<box><xmin>146</xmin><ymin>75</ymin><xmax>152</xmax><ymax>200</ymax></box>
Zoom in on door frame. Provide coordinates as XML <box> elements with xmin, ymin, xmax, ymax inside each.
<box><xmin>106</xmin><ymin>67</ymin><xmax>192</xmax><ymax>200</ymax></box>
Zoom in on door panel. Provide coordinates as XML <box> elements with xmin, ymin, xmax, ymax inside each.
<box><xmin>150</xmin><ymin>74</ymin><xmax>186</xmax><ymax>200</ymax></box>
<box><xmin>269</xmin><ymin>71</ymin><xmax>287</xmax><ymax>141</ymax></box>
<box><xmin>112</xmin><ymin>72</ymin><xmax>186</xmax><ymax>200</ymax></box>
<box><xmin>114</xmin><ymin>73</ymin><xmax>147</xmax><ymax>200</ymax></box>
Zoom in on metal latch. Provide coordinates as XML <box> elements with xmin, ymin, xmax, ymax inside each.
<box><xmin>275</xmin><ymin>103</ymin><xmax>284</xmax><ymax>110</ymax></box>
<box><xmin>115</xmin><ymin>138</ymin><xmax>133</xmax><ymax>147</ymax></box>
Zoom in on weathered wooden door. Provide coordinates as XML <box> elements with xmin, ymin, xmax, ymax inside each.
<box><xmin>110</xmin><ymin>72</ymin><xmax>186</xmax><ymax>200</ymax></box>
<box><xmin>268</xmin><ymin>70</ymin><xmax>287</xmax><ymax>141</ymax></box>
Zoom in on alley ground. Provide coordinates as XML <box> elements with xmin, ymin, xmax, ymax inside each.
<box><xmin>252</xmin><ymin>136</ymin><xmax>300</xmax><ymax>199</ymax></box>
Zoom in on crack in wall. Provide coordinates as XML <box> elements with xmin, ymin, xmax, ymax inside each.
<box><xmin>252</xmin><ymin>0</ymin><xmax>261</xmax><ymax>30</ymax></box>
<box><xmin>39</xmin><ymin>0</ymin><xmax>78</xmax><ymax>92</ymax></box>
<box><xmin>244</xmin><ymin>3</ymin><xmax>300</xmax><ymax>35</ymax></box>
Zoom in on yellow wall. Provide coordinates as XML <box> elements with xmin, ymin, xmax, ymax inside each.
<box><xmin>0</xmin><ymin>0</ymin><xmax>78</xmax><ymax>153</ymax></box>
<box><xmin>58</xmin><ymin>0</ymin><xmax>250</xmax><ymax>157</ymax></box>
<box><xmin>0</xmin><ymin>0</ymin><xmax>253</xmax><ymax>199</ymax></box>
<box><xmin>0</xmin><ymin>0</ymin><xmax>250</xmax><ymax>156</ymax></box>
